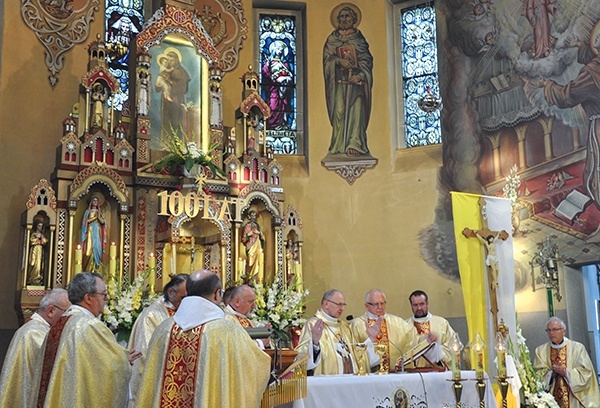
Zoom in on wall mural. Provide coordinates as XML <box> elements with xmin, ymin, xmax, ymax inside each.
<box><xmin>321</xmin><ymin>3</ymin><xmax>378</xmax><ymax>185</ymax></box>
<box><xmin>21</xmin><ymin>0</ymin><xmax>100</xmax><ymax>87</ymax></box>
<box><xmin>420</xmin><ymin>0</ymin><xmax>600</xmax><ymax>288</ymax></box>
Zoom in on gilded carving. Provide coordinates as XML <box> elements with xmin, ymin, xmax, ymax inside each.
<box><xmin>21</xmin><ymin>0</ymin><xmax>100</xmax><ymax>87</ymax></box>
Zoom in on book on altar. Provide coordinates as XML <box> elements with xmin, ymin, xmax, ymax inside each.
<box><xmin>553</xmin><ymin>189</ymin><xmax>591</xmax><ymax>224</ymax></box>
<box><xmin>397</xmin><ymin>341</ymin><xmax>437</xmax><ymax>370</ymax></box>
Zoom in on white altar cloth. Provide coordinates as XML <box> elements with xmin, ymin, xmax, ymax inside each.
<box><xmin>291</xmin><ymin>370</ymin><xmax>498</xmax><ymax>408</ymax></box>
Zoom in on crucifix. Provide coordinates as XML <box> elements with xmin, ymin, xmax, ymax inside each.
<box><xmin>462</xmin><ymin>199</ymin><xmax>509</xmax><ymax>333</ymax></box>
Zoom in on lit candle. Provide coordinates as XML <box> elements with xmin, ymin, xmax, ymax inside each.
<box><xmin>449</xmin><ymin>333</ymin><xmax>463</xmax><ymax>381</ymax></box>
<box><xmin>495</xmin><ymin>332</ymin><xmax>507</xmax><ymax>378</ymax></box>
<box><xmin>109</xmin><ymin>242</ymin><xmax>117</xmax><ymax>281</ymax></box>
<box><xmin>74</xmin><ymin>244</ymin><xmax>83</xmax><ymax>274</ymax></box>
<box><xmin>148</xmin><ymin>252</ymin><xmax>156</xmax><ymax>288</ymax></box>
<box><xmin>472</xmin><ymin>332</ymin><xmax>486</xmax><ymax>380</ymax></box>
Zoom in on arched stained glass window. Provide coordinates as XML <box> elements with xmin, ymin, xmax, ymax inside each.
<box><xmin>258</xmin><ymin>14</ymin><xmax>299</xmax><ymax>154</ymax></box>
<box><xmin>401</xmin><ymin>4</ymin><xmax>442</xmax><ymax>147</ymax></box>
<box><xmin>105</xmin><ymin>0</ymin><xmax>144</xmax><ymax>111</ymax></box>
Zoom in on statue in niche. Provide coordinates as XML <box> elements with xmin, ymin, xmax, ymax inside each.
<box><xmin>91</xmin><ymin>83</ymin><xmax>107</xmax><ymax>128</ymax></box>
<box><xmin>247</xmin><ymin>113</ymin><xmax>259</xmax><ymax>152</ymax></box>
<box><xmin>81</xmin><ymin>196</ymin><xmax>108</xmax><ymax>272</ymax></box>
<box><xmin>285</xmin><ymin>239</ymin><xmax>301</xmax><ymax>289</ymax></box>
<box><xmin>138</xmin><ymin>71</ymin><xmax>150</xmax><ymax>116</ymax></box>
<box><xmin>27</xmin><ymin>221</ymin><xmax>48</xmax><ymax>285</ymax></box>
<box><xmin>241</xmin><ymin>208</ymin><xmax>264</xmax><ymax>282</ymax></box>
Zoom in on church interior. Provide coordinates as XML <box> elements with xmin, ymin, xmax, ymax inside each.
<box><xmin>1</xmin><ymin>0</ymin><xmax>600</xmax><ymax>398</ymax></box>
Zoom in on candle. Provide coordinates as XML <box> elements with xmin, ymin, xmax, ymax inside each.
<box><xmin>472</xmin><ymin>332</ymin><xmax>486</xmax><ymax>380</ymax></box>
<box><xmin>495</xmin><ymin>332</ymin><xmax>507</xmax><ymax>377</ymax></box>
<box><xmin>449</xmin><ymin>333</ymin><xmax>463</xmax><ymax>381</ymax></box>
<box><xmin>148</xmin><ymin>252</ymin><xmax>156</xmax><ymax>288</ymax></box>
<box><xmin>74</xmin><ymin>244</ymin><xmax>83</xmax><ymax>274</ymax></box>
<box><xmin>109</xmin><ymin>242</ymin><xmax>117</xmax><ymax>280</ymax></box>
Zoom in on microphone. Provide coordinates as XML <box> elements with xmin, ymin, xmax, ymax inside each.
<box><xmin>346</xmin><ymin>315</ymin><xmax>354</xmax><ymax>321</ymax></box>
<box><xmin>388</xmin><ymin>339</ymin><xmax>405</xmax><ymax>372</ymax></box>
<box><xmin>245</xmin><ymin>327</ymin><xmax>273</xmax><ymax>339</ymax></box>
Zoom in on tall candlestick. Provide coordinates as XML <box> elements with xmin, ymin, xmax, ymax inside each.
<box><xmin>449</xmin><ymin>333</ymin><xmax>463</xmax><ymax>381</ymax></box>
<box><xmin>495</xmin><ymin>332</ymin><xmax>507</xmax><ymax>377</ymax></box>
<box><xmin>472</xmin><ymin>332</ymin><xmax>486</xmax><ymax>380</ymax></box>
<box><xmin>74</xmin><ymin>244</ymin><xmax>83</xmax><ymax>274</ymax></box>
<box><xmin>148</xmin><ymin>252</ymin><xmax>156</xmax><ymax>289</ymax></box>
<box><xmin>109</xmin><ymin>242</ymin><xmax>117</xmax><ymax>281</ymax></box>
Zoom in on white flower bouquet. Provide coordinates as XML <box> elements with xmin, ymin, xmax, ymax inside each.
<box><xmin>250</xmin><ymin>277</ymin><xmax>309</xmax><ymax>342</ymax></box>
<box><xmin>509</xmin><ymin>323</ymin><xmax>559</xmax><ymax>408</ymax></box>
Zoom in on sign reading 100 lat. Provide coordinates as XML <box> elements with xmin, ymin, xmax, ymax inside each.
<box><xmin>157</xmin><ymin>191</ymin><xmax>245</xmax><ymax>222</ymax></box>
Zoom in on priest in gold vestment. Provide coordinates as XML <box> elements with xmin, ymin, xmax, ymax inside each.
<box><xmin>128</xmin><ymin>274</ymin><xmax>188</xmax><ymax>402</ymax></box>
<box><xmin>0</xmin><ymin>289</ymin><xmax>70</xmax><ymax>408</ymax></box>
<box><xmin>298</xmin><ymin>289</ymin><xmax>358</xmax><ymax>375</ymax></box>
<box><xmin>34</xmin><ymin>272</ymin><xmax>139</xmax><ymax>408</ymax></box>
<box><xmin>224</xmin><ymin>285</ymin><xmax>271</xmax><ymax>349</ymax></box>
<box><xmin>534</xmin><ymin>317</ymin><xmax>600</xmax><ymax>408</ymax></box>
<box><xmin>406</xmin><ymin>290</ymin><xmax>457</xmax><ymax>366</ymax></box>
<box><xmin>136</xmin><ymin>270</ymin><xmax>271</xmax><ymax>408</ymax></box>
<box><xmin>351</xmin><ymin>289</ymin><xmax>441</xmax><ymax>372</ymax></box>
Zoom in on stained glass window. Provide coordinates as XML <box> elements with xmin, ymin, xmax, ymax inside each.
<box><xmin>105</xmin><ymin>0</ymin><xmax>144</xmax><ymax>111</ymax></box>
<box><xmin>401</xmin><ymin>4</ymin><xmax>442</xmax><ymax>147</ymax></box>
<box><xmin>258</xmin><ymin>14</ymin><xmax>298</xmax><ymax>154</ymax></box>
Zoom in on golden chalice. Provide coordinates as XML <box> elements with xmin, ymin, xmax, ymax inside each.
<box><xmin>353</xmin><ymin>343</ymin><xmax>367</xmax><ymax>376</ymax></box>
<box><xmin>374</xmin><ymin>344</ymin><xmax>389</xmax><ymax>375</ymax></box>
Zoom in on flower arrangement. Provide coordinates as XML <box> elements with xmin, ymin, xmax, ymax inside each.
<box><xmin>508</xmin><ymin>324</ymin><xmax>559</xmax><ymax>408</ymax></box>
<box><xmin>249</xmin><ymin>277</ymin><xmax>309</xmax><ymax>342</ymax></box>
<box><xmin>155</xmin><ymin>127</ymin><xmax>223</xmax><ymax>176</ymax></box>
<box><xmin>102</xmin><ymin>269</ymin><xmax>158</xmax><ymax>340</ymax></box>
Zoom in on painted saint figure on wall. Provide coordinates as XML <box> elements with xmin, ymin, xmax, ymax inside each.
<box><xmin>81</xmin><ymin>196</ymin><xmax>108</xmax><ymax>272</ymax></box>
<box><xmin>27</xmin><ymin>221</ymin><xmax>48</xmax><ymax>285</ymax></box>
<box><xmin>524</xmin><ymin>0</ymin><xmax>557</xmax><ymax>59</ymax></box>
<box><xmin>323</xmin><ymin>5</ymin><xmax>373</xmax><ymax>157</ymax></box>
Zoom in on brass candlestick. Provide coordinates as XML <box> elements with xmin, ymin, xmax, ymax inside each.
<box><xmin>446</xmin><ymin>378</ymin><xmax>465</xmax><ymax>408</ymax></box>
<box><xmin>494</xmin><ymin>376</ymin><xmax>511</xmax><ymax>408</ymax></box>
<box><xmin>475</xmin><ymin>379</ymin><xmax>486</xmax><ymax>408</ymax></box>
<box><xmin>354</xmin><ymin>343</ymin><xmax>367</xmax><ymax>376</ymax></box>
<box><xmin>374</xmin><ymin>344</ymin><xmax>388</xmax><ymax>375</ymax></box>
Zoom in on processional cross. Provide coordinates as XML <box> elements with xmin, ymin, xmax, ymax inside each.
<box><xmin>462</xmin><ymin>199</ymin><xmax>509</xmax><ymax>333</ymax></box>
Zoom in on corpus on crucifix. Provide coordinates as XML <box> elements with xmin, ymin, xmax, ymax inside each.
<box><xmin>462</xmin><ymin>226</ymin><xmax>509</xmax><ymax>333</ymax></box>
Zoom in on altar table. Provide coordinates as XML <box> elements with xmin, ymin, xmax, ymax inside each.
<box><xmin>289</xmin><ymin>370</ymin><xmax>498</xmax><ymax>408</ymax></box>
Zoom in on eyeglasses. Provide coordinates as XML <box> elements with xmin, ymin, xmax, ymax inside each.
<box><xmin>366</xmin><ymin>302</ymin><xmax>386</xmax><ymax>307</ymax></box>
<box><xmin>545</xmin><ymin>328</ymin><xmax>564</xmax><ymax>333</ymax></box>
<box><xmin>52</xmin><ymin>305</ymin><xmax>68</xmax><ymax>312</ymax></box>
<box><xmin>92</xmin><ymin>291</ymin><xmax>108</xmax><ymax>300</ymax></box>
<box><xmin>326</xmin><ymin>299</ymin><xmax>347</xmax><ymax>307</ymax></box>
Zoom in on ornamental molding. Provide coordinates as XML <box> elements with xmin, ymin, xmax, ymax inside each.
<box><xmin>21</xmin><ymin>0</ymin><xmax>100</xmax><ymax>87</ymax></box>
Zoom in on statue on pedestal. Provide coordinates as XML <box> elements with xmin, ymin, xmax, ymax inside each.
<box><xmin>241</xmin><ymin>208</ymin><xmax>264</xmax><ymax>282</ymax></box>
<box><xmin>27</xmin><ymin>221</ymin><xmax>48</xmax><ymax>285</ymax></box>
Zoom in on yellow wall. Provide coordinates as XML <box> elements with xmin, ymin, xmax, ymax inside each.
<box><xmin>0</xmin><ymin>0</ymin><xmax>465</xmax><ymax>329</ymax></box>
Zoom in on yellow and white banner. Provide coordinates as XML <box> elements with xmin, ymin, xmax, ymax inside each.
<box><xmin>451</xmin><ymin>192</ymin><xmax>519</xmax><ymax>407</ymax></box>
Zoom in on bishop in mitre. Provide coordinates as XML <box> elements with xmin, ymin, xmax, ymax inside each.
<box><xmin>136</xmin><ymin>270</ymin><xmax>271</xmax><ymax>408</ymax></box>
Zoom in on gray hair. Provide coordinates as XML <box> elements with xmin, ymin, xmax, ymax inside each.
<box><xmin>68</xmin><ymin>272</ymin><xmax>103</xmax><ymax>304</ymax></box>
<box><xmin>365</xmin><ymin>289</ymin><xmax>386</xmax><ymax>303</ymax></box>
<box><xmin>547</xmin><ymin>316</ymin><xmax>566</xmax><ymax>330</ymax></box>
<box><xmin>321</xmin><ymin>289</ymin><xmax>342</xmax><ymax>304</ymax></box>
<box><xmin>39</xmin><ymin>288</ymin><xmax>68</xmax><ymax>311</ymax></box>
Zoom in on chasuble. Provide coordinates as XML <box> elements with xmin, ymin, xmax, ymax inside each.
<box><xmin>351</xmin><ymin>312</ymin><xmax>420</xmax><ymax>370</ymax></box>
<box><xmin>0</xmin><ymin>313</ymin><xmax>50</xmax><ymax>408</ymax></box>
<box><xmin>299</xmin><ymin>309</ymin><xmax>358</xmax><ymax>375</ymax></box>
<box><xmin>534</xmin><ymin>337</ymin><xmax>600</xmax><ymax>408</ymax></box>
<box><xmin>136</xmin><ymin>298</ymin><xmax>271</xmax><ymax>408</ymax></box>
<box><xmin>407</xmin><ymin>313</ymin><xmax>457</xmax><ymax>365</ymax></box>
<box><xmin>34</xmin><ymin>306</ymin><xmax>131</xmax><ymax>408</ymax></box>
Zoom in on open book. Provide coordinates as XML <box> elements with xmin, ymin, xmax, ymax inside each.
<box><xmin>553</xmin><ymin>189</ymin><xmax>591</xmax><ymax>224</ymax></box>
<box><xmin>396</xmin><ymin>341</ymin><xmax>437</xmax><ymax>370</ymax></box>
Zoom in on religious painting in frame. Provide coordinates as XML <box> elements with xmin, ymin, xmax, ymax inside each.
<box><xmin>148</xmin><ymin>34</ymin><xmax>209</xmax><ymax>150</ymax></box>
